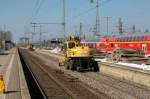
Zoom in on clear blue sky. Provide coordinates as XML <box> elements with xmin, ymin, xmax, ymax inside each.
<box><xmin>0</xmin><ymin>0</ymin><xmax>149</xmax><ymax>41</ymax></box>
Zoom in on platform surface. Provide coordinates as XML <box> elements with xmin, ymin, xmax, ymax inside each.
<box><xmin>0</xmin><ymin>48</ymin><xmax>30</xmax><ymax>99</ymax></box>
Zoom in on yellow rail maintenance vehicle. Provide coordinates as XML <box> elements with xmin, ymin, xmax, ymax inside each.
<box><xmin>59</xmin><ymin>36</ymin><xmax>99</xmax><ymax>72</ymax></box>
<box><xmin>27</xmin><ymin>43</ymin><xmax>34</xmax><ymax>51</ymax></box>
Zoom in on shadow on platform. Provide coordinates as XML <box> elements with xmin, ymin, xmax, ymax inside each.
<box><xmin>0</xmin><ymin>53</ymin><xmax>9</xmax><ymax>55</ymax></box>
<box><xmin>4</xmin><ymin>90</ymin><xmax>20</xmax><ymax>94</ymax></box>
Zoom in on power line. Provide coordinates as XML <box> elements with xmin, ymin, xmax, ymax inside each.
<box><xmin>28</xmin><ymin>0</ymin><xmax>40</xmax><ymax>23</ymax></box>
<box><xmin>101</xmin><ymin>0</ymin><xmax>112</xmax><ymax>5</ymax></box>
<box><xmin>30</xmin><ymin>0</ymin><xmax>46</xmax><ymax>22</ymax></box>
<box><xmin>67</xmin><ymin>7</ymin><xmax>96</xmax><ymax>23</ymax></box>
<box><xmin>34</xmin><ymin>0</ymin><xmax>45</xmax><ymax>19</ymax></box>
<box><xmin>67</xmin><ymin>0</ymin><xmax>112</xmax><ymax>22</ymax></box>
<box><xmin>32</xmin><ymin>0</ymin><xmax>40</xmax><ymax>16</ymax></box>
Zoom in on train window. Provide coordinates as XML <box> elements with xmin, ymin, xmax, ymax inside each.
<box><xmin>123</xmin><ymin>37</ymin><xmax>125</xmax><ymax>42</ymax></box>
<box><xmin>118</xmin><ymin>38</ymin><xmax>120</xmax><ymax>42</ymax></box>
<box><xmin>133</xmin><ymin>37</ymin><xmax>135</xmax><ymax>41</ymax></box>
<box><xmin>134</xmin><ymin>36</ymin><xmax>136</xmax><ymax>41</ymax></box>
<box><xmin>132</xmin><ymin>36</ymin><xmax>135</xmax><ymax>41</ymax></box>
<box><xmin>144</xmin><ymin>36</ymin><xmax>146</xmax><ymax>41</ymax></box>
<box><xmin>126</xmin><ymin>37</ymin><xmax>128</xmax><ymax>42</ymax></box>
<box><xmin>137</xmin><ymin>36</ymin><xmax>140</xmax><ymax>41</ymax></box>
<box><xmin>117</xmin><ymin>38</ymin><xmax>119</xmax><ymax>42</ymax></box>
<box><xmin>135</xmin><ymin>36</ymin><xmax>137</xmax><ymax>41</ymax></box>
<box><xmin>120</xmin><ymin>38</ymin><xmax>122</xmax><ymax>42</ymax></box>
<box><xmin>127</xmin><ymin>37</ymin><xmax>130</xmax><ymax>42</ymax></box>
<box><xmin>116</xmin><ymin>38</ymin><xmax>118</xmax><ymax>42</ymax></box>
<box><xmin>145</xmin><ymin>35</ymin><xmax>147</xmax><ymax>41</ymax></box>
<box><xmin>141</xmin><ymin>36</ymin><xmax>144</xmax><ymax>41</ymax></box>
<box><xmin>139</xmin><ymin>36</ymin><xmax>142</xmax><ymax>41</ymax></box>
<box><xmin>130</xmin><ymin>37</ymin><xmax>132</xmax><ymax>41</ymax></box>
<box><xmin>133</xmin><ymin>36</ymin><xmax>136</xmax><ymax>41</ymax></box>
<box><xmin>132</xmin><ymin>37</ymin><xmax>135</xmax><ymax>41</ymax></box>
<box><xmin>118</xmin><ymin>38</ymin><xmax>121</xmax><ymax>42</ymax></box>
<box><xmin>125</xmin><ymin>37</ymin><xmax>128</xmax><ymax>42</ymax></box>
<box><xmin>124</xmin><ymin>37</ymin><xmax>127</xmax><ymax>42</ymax></box>
<box><xmin>122</xmin><ymin>38</ymin><xmax>124</xmax><ymax>42</ymax></box>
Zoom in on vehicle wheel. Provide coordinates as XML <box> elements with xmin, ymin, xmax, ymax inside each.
<box><xmin>76</xmin><ymin>66</ymin><xmax>81</xmax><ymax>72</ymax></box>
<box><xmin>90</xmin><ymin>66</ymin><xmax>95</xmax><ymax>71</ymax></box>
<box><xmin>93</xmin><ymin>61</ymin><xmax>99</xmax><ymax>72</ymax></box>
<box><xmin>58</xmin><ymin>63</ymin><xmax>61</xmax><ymax>66</ymax></box>
<box><xmin>65</xmin><ymin>62</ymin><xmax>69</xmax><ymax>70</ymax></box>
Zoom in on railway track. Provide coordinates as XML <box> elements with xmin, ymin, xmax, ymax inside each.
<box><xmin>34</xmin><ymin>50</ymin><xmax>150</xmax><ymax>99</ymax></box>
<box><xmin>19</xmin><ymin>49</ymin><xmax>109</xmax><ymax>99</ymax></box>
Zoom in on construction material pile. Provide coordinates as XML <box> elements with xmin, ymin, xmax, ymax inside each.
<box><xmin>108</xmin><ymin>48</ymin><xmax>148</xmax><ymax>63</ymax></box>
<box><xmin>93</xmin><ymin>49</ymin><xmax>108</xmax><ymax>59</ymax></box>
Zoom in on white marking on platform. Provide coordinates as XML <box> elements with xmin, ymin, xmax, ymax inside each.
<box><xmin>0</xmin><ymin>50</ymin><xmax>15</xmax><ymax>99</ymax></box>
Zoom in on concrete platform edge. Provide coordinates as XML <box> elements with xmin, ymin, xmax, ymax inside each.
<box><xmin>100</xmin><ymin>62</ymin><xmax>150</xmax><ymax>88</ymax></box>
<box><xmin>17</xmin><ymin>49</ymin><xmax>31</xmax><ymax>99</ymax></box>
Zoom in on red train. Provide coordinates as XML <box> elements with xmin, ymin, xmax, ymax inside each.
<box><xmin>96</xmin><ymin>34</ymin><xmax>150</xmax><ymax>55</ymax></box>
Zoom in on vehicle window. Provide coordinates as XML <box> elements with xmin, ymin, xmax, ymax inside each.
<box><xmin>68</xmin><ymin>42</ymin><xmax>75</xmax><ymax>48</ymax></box>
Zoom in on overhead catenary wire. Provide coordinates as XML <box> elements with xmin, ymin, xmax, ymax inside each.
<box><xmin>67</xmin><ymin>6</ymin><xmax>96</xmax><ymax>23</ymax></box>
<box><xmin>30</xmin><ymin>0</ymin><xmax>46</xmax><ymax>22</ymax></box>
<box><xmin>67</xmin><ymin>0</ymin><xmax>112</xmax><ymax>23</ymax></box>
<box><xmin>33</xmin><ymin>0</ymin><xmax>46</xmax><ymax>20</ymax></box>
<box><xmin>27</xmin><ymin>0</ymin><xmax>40</xmax><ymax>24</ymax></box>
<box><xmin>25</xmin><ymin>0</ymin><xmax>112</xmax><ymax>41</ymax></box>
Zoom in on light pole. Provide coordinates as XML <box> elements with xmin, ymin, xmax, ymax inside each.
<box><xmin>104</xmin><ymin>16</ymin><xmax>112</xmax><ymax>35</ymax></box>
<box><xmin>95</xmin><ymin>0</ymin><xmax>100</xmax><ymax>36</ymax></box>
<box><xmin>90</xmin><ymin>0</ymin><xmax>100</xmax><ymax>39</ymax></box>
<box><xmin>62</xmin><ymin>0</ymin><xmax>66</xmax><ymax>42</ymax></box>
